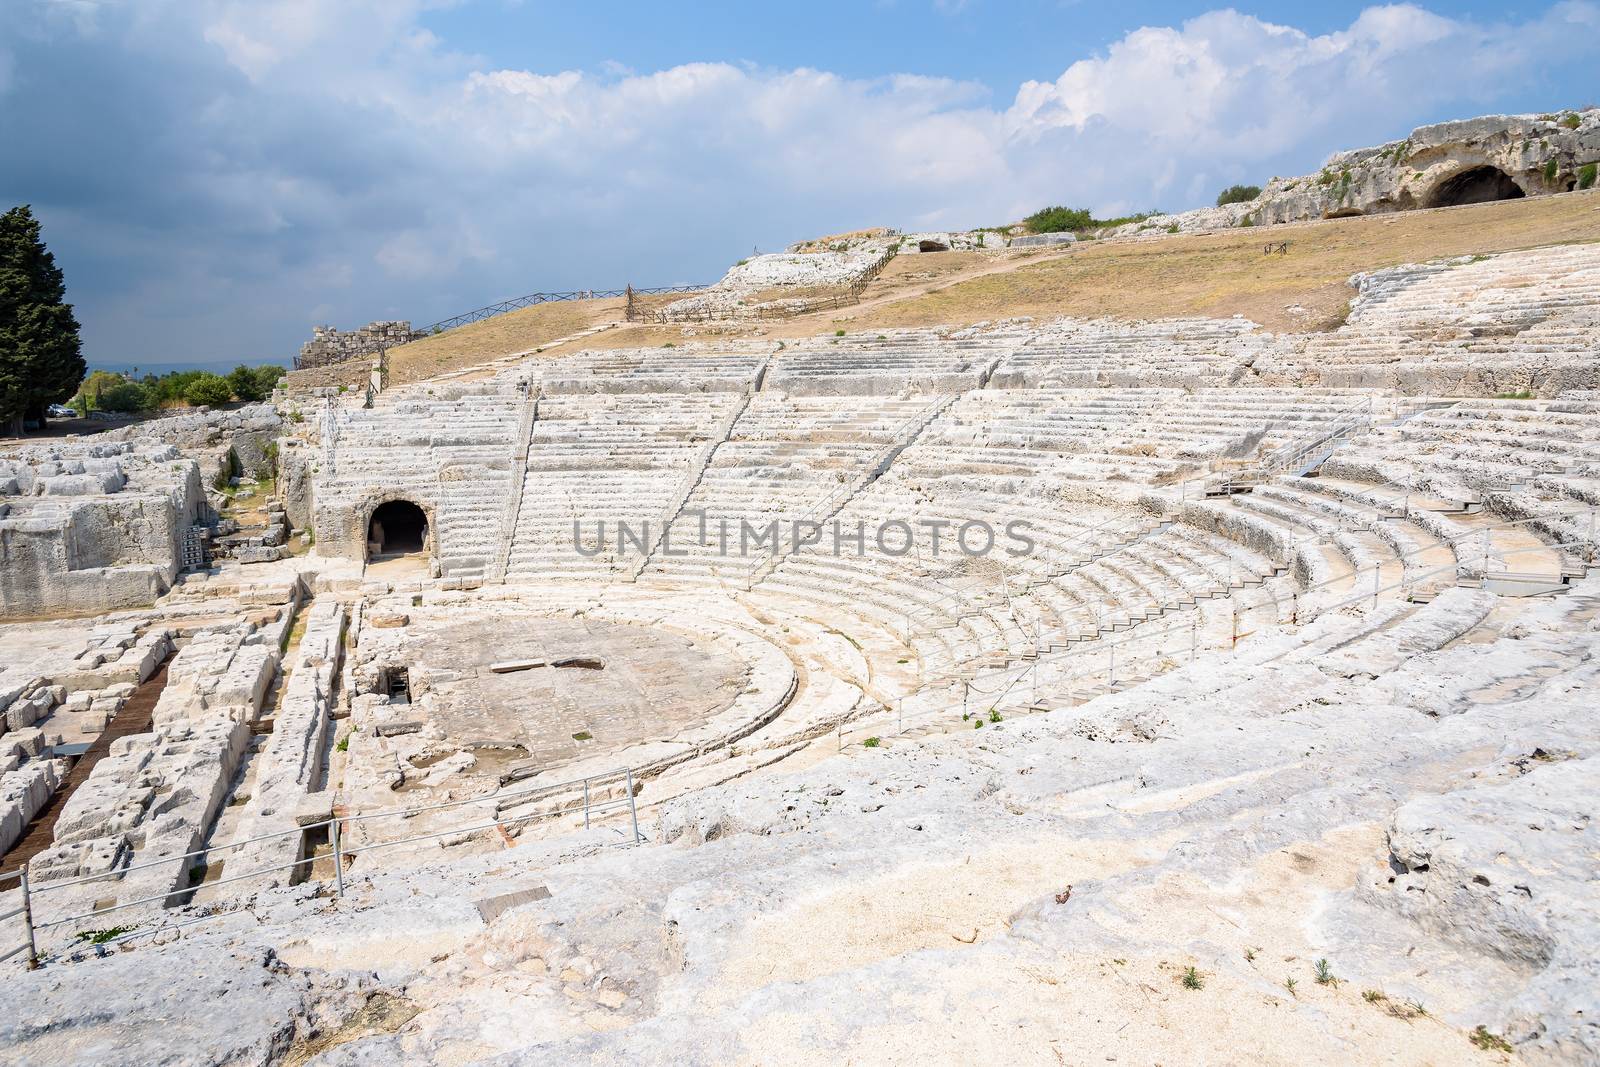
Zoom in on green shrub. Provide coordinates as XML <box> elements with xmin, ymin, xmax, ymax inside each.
<box><xmin>1544</xmin><ymin>158</ymin><xmax>1561</xmax><ymax>183</ymax></box>
<box><xmin>1180</xmin><ymin>966</ymin><xmax>1205</xmax><ymax>990</ymax></box>
<box><xmin>1579</xmin><ymin>162</ymin><xmax>1598</xmax><ymax>190</ymax></box>
<box><xmin>1022</xmin><ymin>205</ymin><xmax>1093</xmax><ymax>234</ymax></box>
<box><xmin>1238</xmin><ymin>215</ymin><xmax>1255</xmax><ymax>227</ymax></box>
<box><xmin>1166</xmin><ymin>223</ymin><xmax>1180</xmax><ymax>234</ymax></box>
<box><xmin>74</xmin><ymin>370</ymin><xmax>152</xmax><ymax>413</ymax></box>
<box><xmin>184</xmin><ymin>373</ymin><xmax>233</xmax><ymax>407</ymax></box>
<box><xmin>862</xmin><ymin>736</ymin><xmax>881</xmax><ymax>748</ymax></box>
<box><xmin>1561</xmin><ymin>113</ymin><xmax>1581</xmax><ymax>130</ymax></box>
<box><xmin>1215</xmin><ymin>184</ymin><xmax>1261</xmax><ymax>206</ymax></box>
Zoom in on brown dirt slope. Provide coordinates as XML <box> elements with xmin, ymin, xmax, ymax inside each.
<box><xmin>393</xmin><ymin>189</ymin><xmax>1600</xmax><ymax>378</ymax></box>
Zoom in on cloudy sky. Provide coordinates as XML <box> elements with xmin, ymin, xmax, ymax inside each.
<box><xmin>3</xmin><ymin>1</ymin><xmax>1598</xmax><ymax>368</ymax></box>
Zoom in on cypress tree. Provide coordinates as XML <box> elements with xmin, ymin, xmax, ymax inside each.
<box><xmin>0</xmin><ymin>205</ymin><xmax>85</xmax><ymax>435</ymax></box>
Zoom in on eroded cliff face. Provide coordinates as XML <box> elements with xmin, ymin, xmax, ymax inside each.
<box><xmin>1255</xmin><ymin>110</ymin><xmax>1600</xmax><ymax>223</ymax></box>
<box><xmin>1107</xmin><ymin>108</ymin><xmax>1600</xmax><ymax>238</ymax></box>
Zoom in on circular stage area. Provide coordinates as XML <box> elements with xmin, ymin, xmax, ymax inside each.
<box><xmin>383</xmin><ymin>613</ymin><xmax>751</xmax><ymax>775</ymax></box>
<box><xmin>341</xmin><ymin>593</ymin><xmax>804</xmax><ymax>836</ymax></box>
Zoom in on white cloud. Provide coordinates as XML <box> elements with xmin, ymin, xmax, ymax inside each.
<box><xmin>3</xmin><ymin>0</ymin><xmax>1598</xmax><ymax>364</ymax></box>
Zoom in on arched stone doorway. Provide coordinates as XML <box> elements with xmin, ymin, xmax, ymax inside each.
<box><xmin>367</xmin><ymin>499</ymin><xmax>429</xmax><ymax>561</ymax></box>
<box><xmin>1425</xmin><ymin>166</ymin><xmax>1525</xmax><ymax>209</ymax></box>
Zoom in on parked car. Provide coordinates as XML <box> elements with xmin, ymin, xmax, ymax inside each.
<box><xmin>47</xmin><ymin>403</ymin><xmax>78</xmax><ymax>418</ymax></box>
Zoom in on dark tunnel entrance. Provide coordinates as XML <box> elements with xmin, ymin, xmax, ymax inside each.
<box><xmin>367</xmin><ymin>499</ymin><xmax>428</xmax><ymax>560</ymax></box>
<box><xmin>1425</xmin><ymin>166</ymin><xmax>1525</xmax><ymax>209</ymax></box>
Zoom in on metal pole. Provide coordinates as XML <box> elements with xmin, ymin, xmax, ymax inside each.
<box><xmin>1373</xmin><ymin>564</ymin><xmax>1380</xmax><ymax>607</ymax></box>
<box><xmin>897</xmin><ymin>697</ymin><xmax>903</xmax><ymax>736</ymax></box>
<box><xmin>624</xmin><ymin>769</ymin><xmax>641</xmax><ymax>845</ymax></box>
<box><xmin>1190</xmin><ymin>613</ymin><xmax>1198</xmax><ymax>662</ymax></box>
<box><xmin>19</xmin><ymin>869</ymin><xmax>38</xmax><ymax>971</ymax></box>
<box><xmin>331</xmin><ymin>819</ymin><xmax>345</xmax><ymax>897</ymax></box>
<box><xmin>583</xmin><ymin>778</ymin><xmax>591</xmax><ymax>829</ymax></box>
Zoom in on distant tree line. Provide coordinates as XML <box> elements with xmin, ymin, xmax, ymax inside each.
<box><xmin>74</xmin><ymin>364</ymin><xmax>286</xmax><ymax>414</ymax></box>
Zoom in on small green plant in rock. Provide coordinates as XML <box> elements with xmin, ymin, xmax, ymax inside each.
<box><xmin>1313</xmin><ymin>958</ymin><xmax>1339</xmax><ymax>986</ymax></box>
<box><xmin>973</xmin><ymin>719</ymin><xmax>984</xmax><ymax>729</ymax></box>
<box><xmin>834</xmin><ymin>329</ymin><xmax>846</xmax><ymax>337</ymax></box>
<box><xmin>1284</xmin><ymin>976</ymin><xmax>1298</xmax><ymax>996</ymax></box>
<box><xmin>861</xmin><ymin>736</ymin><xmax>881</xmax><ymax>748</ymax></box>
<box><xmin>1363</xmin><ymin>989</ymin><xmax>1386</xmax><ymax>1003</ymax></box>
<box><xmin>1470</xmin><ymin>1026</ymin><xmax>1513</xmax><ymax>1052</ymax></box>
<box><xmin>1578</xmin><ymin>162</ymin><xmax>1597</xmax><ymax>190</ymax></box>
<box><xmin>76</xmin><ymin>925</ymin><xmax>136</xmax><ymax>945</ymax></box>
<box><xmin>988</xmin><ymin>709</ymin><xmax>1002</xmax><ymax>723</ymax></box>
<box><xmin>1561</xmin><ymin>113</ymin><xmax>1581</xmax><ymax>130</ymax></box>
<box><xmin>1544</xmin><ymin>157</ymin><xmax>1561</xmax><ymax>183</ymax></box>
<box><xmin>1243</xmin><ymin>947</ymin><xmax>1256</xmax><ymax>962</ymax></box>
<box><xmin>1180</xmin><ymin>966</ymin><xmax>1205</xmax><ymax>990</ymax></box>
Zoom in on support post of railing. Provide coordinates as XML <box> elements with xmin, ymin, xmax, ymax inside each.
<box><xmin>1373</xmin><ymin>564</ymin><xmax>1380</xmax><ymax>607</ymax></box>
<box><xmin>331</xmin><ymin>819</ymin><xmax>345</xmax><ymax>898</ymax></box>
<box><xmin>624</xmin><ymin>769</ymin><xmax>641</xmax><ymax>845</ymax></box>
<box><xmin>19</xmin><ymin>869</ymin><xmax>38</xmax><ymax>971</ymax></box>
<box><xmin>583</xmin><ymin>779</ymin><xmax>591</xmax><ymax>830</ymax></box>
<box><xmin>897</xmin><ymin>697</ymin><xmax>903</xmax><ymax>736</ymax></box>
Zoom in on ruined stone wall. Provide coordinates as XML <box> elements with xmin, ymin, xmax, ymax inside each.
<box><xmin>0</xmin><ymin>444</ymin><xmax>206</xmax><ymax>619</ymax></box>
<box><xmin>97</xmin><ymin>403</ymin><xmax>284</xmax><ymax>483</ymax></box>
<box><xmin>297</xmin><ymin>321</ymin><xmax>421</xmax><ymax>370</ymax></box>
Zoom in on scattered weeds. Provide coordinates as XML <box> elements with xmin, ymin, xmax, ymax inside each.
<box><xmin>1180</xmin><ymin>966</ymin><xmax>1205</xmax><ymax>990</ymax></box>
<box><xmin>76</xmin><ymin>926</ymin><xmax>136</xmax><ymax>945</ymax></box>
<box><xmin>862</xmin><ymin>736</ymin><xmax>881</xmax><ymax>748</ymax></box>
<box><xmin>1313</xmin><ymin>958</ymin><xmax>1339</xmax><ymax>986</ymax></box>
<box><xmin>1470</xmin><ymin>1026</ymin><xmax>1513</xmax><ymax>1053</ymax></box>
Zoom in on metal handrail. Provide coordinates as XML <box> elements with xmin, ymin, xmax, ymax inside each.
<box><xmin>425</xmin><ymin>284</ymin><xmax>708</xmax><ymax>335</ymax></box>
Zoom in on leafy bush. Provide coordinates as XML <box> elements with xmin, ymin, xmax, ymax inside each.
<box><xmin>1579</xmin><ymin>162</ymin><xmax>1598</xmax><ymax>190</ymax></box>
<box><xmin>183</xmin><ymin>373</ymin><xmax>234</xmax><ymax>407</ymax></box>
<box><xmin>1561</xmin><ymin>113</ymin><xmax>1581</xmax><ymax>130</ymax></box>
<box><xmin>1215</xmin><ymin>184</ymin><xmax>1261</xmax><ymax>206</ymax></box>
<box><xmin>226</xmin><ymin>363</ymin><xmax>284</xmax><ymax>402</ymax></box>
<box><xmin>1023</xmin><ymin>205</ymin><xmax>1093</xmax><ymax>234</ymax></box>
<box><xmin>228</xmin><ymin>364</ymin><xmax>266</xmax><ymax>402</ymax></box>
<box><xmin>1544</xmin><ymin>158</ymin><xmax>1561</xmax><ymax>183</ymax></box>
<box><xmin>74</xmin><ymin>370</ymin><xmax>151</xmax><ymax>413</ymax></box>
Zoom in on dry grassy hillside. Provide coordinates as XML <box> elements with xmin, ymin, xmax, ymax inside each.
<box><xmin>387</xmin><ymin>188</ymin><xmax>1600</xmax><ymax>379</ymax></box>
<box><xmin>841</xmin><ymin>188</ymin><xmax>1600</xmax><ymax>333</ymax></box>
